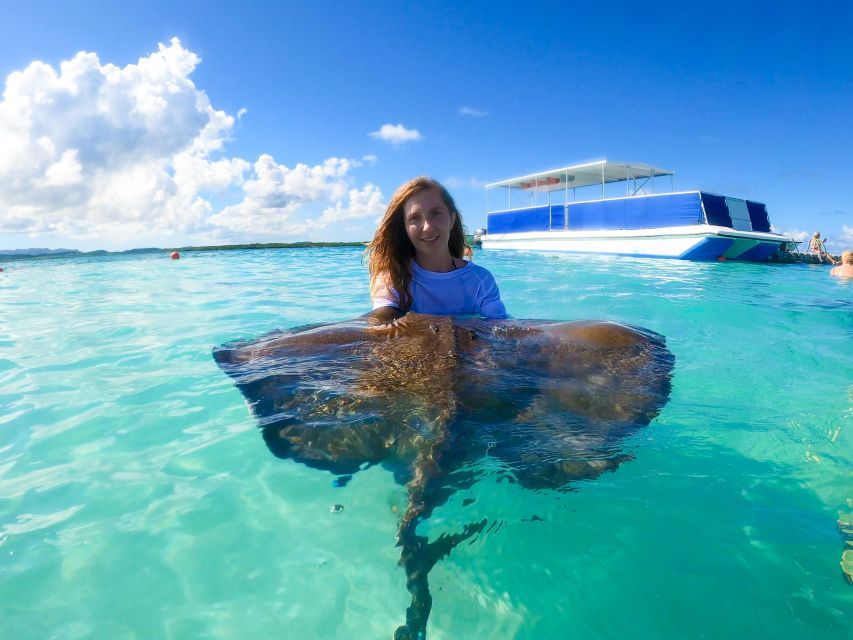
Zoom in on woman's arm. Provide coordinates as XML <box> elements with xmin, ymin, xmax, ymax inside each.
<box><xmin>367</xmin><ymin>271</ymin><xmax>403</xmax><ymax>323</ymax></box>
<box><xmin>361</xmin><ymin>305</ymin><xmax>405</xmax><ymax>324</ymax></box>
<box><xmin>370</xmin><ymin>271</ymin><xmax>400</xmax><ymax>308</ymax></box>
<box><xmin>478</xmin><ymin>272</ymin><xmax>509</xmax><ymax>319</ymax></box>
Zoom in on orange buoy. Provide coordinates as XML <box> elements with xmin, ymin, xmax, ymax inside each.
<box><xmin>717</xmin><ymin>256</ymin><xmax>727</xmax><ymax>262</ymax></box>
<box><xmin>170</xmin><ymin>251</ymin><xmax>180</xmax><ymax>260</ymax></box>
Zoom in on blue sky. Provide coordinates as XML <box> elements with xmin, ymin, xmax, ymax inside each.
<box><xmin>0</xmin><ymin>0</ymin><xmax>850</xmax><ymax>251</ymax></box>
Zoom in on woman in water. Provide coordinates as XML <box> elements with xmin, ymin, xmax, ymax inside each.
<box><xmin>366</xmin><ymin>177</ymin><xmax>507</xmax><ymax>320</ymax></box>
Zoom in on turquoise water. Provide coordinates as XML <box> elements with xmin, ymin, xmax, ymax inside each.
<box><xmin>1</xmin><ymin>247</ymin><xmax>850</xmax><ymax>639</ymax></box>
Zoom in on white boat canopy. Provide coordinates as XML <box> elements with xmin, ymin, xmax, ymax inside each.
<box><xmin>485</xmin><ymin>159</ymin><xmax>675</xmax><ymax>193</ymax></box>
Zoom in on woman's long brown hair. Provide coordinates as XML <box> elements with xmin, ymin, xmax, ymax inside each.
<box><xmin>366</xmin><ymin>177</ymin><xmax>468</xmax><ymax>312</ymax></box>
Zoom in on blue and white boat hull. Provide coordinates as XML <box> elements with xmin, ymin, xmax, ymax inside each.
<box><xmin>480</xmin><ymin>225</ymin><xmax>788</xmax><ymax>261</ymax></box>
<box><xmin>483</xmin><ymin>163</ymin><xmax>792</xmax><ymax>262</ymax></box>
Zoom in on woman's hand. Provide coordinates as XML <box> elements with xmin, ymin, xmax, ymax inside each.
<box><xmin>362</xmin><ymin>306</ymin><xmax>405</xmax><ymax>326</ymax></box>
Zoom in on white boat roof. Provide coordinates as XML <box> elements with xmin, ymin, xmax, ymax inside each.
<box><xmin>485</xmin><ymin>160</ymin><xmax>675</xmax><ymax>193</ymax></box>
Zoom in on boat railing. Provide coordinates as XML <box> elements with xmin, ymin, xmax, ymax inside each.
<box><xmin>486</xmin><ymin>190</ymin><xmax>702</xmax><ymax>216</ymax></box>
<box><xmin>484</xmin><ymin>160</ymin><xmax>677</xmax><ymax>216</ymax></box>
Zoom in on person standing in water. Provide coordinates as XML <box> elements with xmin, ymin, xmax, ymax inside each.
<box><xmin>830</xmin><ymin>251</ymin><xmax>853</xmax><ymax>277</ymax></box>
<box><xmin>366</xmin><ymin>176</ymin><xmax>507</xmax><ymax>319</ymax></box>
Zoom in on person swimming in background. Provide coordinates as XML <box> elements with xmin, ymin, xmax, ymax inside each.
<box><xmin>365</xmin><ymin>176</ymin><xmax>507</xmax><ymax>321</ymax></box>
<box><xmin>807</xmin><ymin>231</ymin><xmax>838</xmax><ymax>264</ymax></box>
<box><xmin>830</xmin><ymin>250</ymin><xmax>853</xmax><ymax>277</ymax></box>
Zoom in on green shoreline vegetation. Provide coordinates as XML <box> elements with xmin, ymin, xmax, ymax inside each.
<box><xmin>177</xmin><ymin>241</ymin><xmax>368</xmax><ymax>251</ymax></box>
<box><xmin>1</xmin><ymin>237</ymin><xmax>481</xmax><ymax>263</ymax></box>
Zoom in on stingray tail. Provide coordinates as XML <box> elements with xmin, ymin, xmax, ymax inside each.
<box><xmin>396</xmin><ymin>397</ymin><xmax>455</xmax><ymax>540</ymax></box>
<box><xmin>392</xmin><ymin>403</ymin><xmax>455</xmax><ymax>639</ymax></box>
<box><xmin>394</xmin><ymin>520</ymin><xmax>487</xmax><ymax>640</ymax></box>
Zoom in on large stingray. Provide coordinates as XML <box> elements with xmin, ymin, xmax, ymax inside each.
<box><xmin>213</xmin><ymin>309</ymin><xmax>674</xmax><ymax>638</ymax></box>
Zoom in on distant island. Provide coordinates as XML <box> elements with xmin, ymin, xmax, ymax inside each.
<box><xmin>0</xmin><ymin>241</ymin><xmax>369</xmax><ymax>262</ymax></box>
<box><xmin>177</xmin><ymin>241</ymin><xmax>368</xmax><ymax>252</ymax></box>
<box><xmin>0</xmin><ymin>247</ymin><xmax>80</xmax><ymax>256</ymax></box>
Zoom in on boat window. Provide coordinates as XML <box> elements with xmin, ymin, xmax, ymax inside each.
<box><xmin>701</xmin><ymin>193</ymin><xmax>732</xmax><ymax>228</ymax></box>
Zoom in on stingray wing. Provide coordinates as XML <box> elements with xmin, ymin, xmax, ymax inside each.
<box><xmin>212</xmin><ymin>315</ymin><xmax>462</xmax><ymax>474</ymax></box>
<box><xmin>449</xmin><ymin>318</ymin><xmax>675</xmax><ymax>488</ymax></box>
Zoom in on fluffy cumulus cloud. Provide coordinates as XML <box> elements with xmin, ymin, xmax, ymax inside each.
<box><xmin>777</xmin><ymin>225</ymin><xmax>851</xmax><ymax>253</ymax></box>
<box><xmin>777</xmin><ymin>227</ymin><xmax>809</xmax><ymax>243</ymax></box>
<box><xmin>369</xmin><ymin>123</ymin><xmax>423</xmax><ymax>145</ymax></box>
<box><xmin>0</xmin><ymin>39</ymin><xmax>385</xmax><ymax>246</ymax></box>
<box><xmin>315</xmin><ymin>184</ymin><xmax>385</xmax><ymax>227</ymax></box>
<box><xmin>207</xmin><ymin>155</ymin><xmax>378</xmax><ymax>236</ymax></box>
<box><xmin>823</xmin><ymin>224</ymin><xmax>853</xmax><ymax>253</ymax></box>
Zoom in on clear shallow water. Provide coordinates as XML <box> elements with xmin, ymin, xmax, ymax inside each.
<box><xmin>1</xmin><ymin>247</ymin><xmax>851</xmax><ymax>639</ymax></box>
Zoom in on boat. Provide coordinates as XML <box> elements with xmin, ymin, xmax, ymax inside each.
<box><xmin>478</xmin><ymin>160</ymin><xmax>792</xmax><ymax>261</ymax></box>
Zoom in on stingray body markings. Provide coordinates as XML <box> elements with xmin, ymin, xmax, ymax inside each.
<box><xmin>213</xmin><ymin>312</ymin><xmax>674</xmax><ymax>638</ymax></box>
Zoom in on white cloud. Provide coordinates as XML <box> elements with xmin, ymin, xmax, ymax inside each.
<box><xmin>314</xmin><ymin>184</ymin><xmax>385</xmax><ymax>227</ymax></box>
<box><xmin>368</xmin><ymin>123</ymin><xmax>423</xmax><ymax>145</ymax></box>
<box><xmin>0</xmin><ymin>39</ymin><xmax>383</xmax><ymax>247</ymax></box>
<box><xmin>41</xmin><ymin>150</ymin><xmax>83</xmax><ymax>187</ymax></box>
<box><xmin>442</xmin><ymin>176</ymin><xmax>485</xmax><ymax>190</ymax></box>
<box><xmin>459</xmin><ymin>106</ymin><xmax>488</xmax><ymax>117</ymax></box>
<box><xmin>776</xmin><ymin>227</ymin><xmax>809</xmax><ymax>243</ymax></box>
<box><xmin>209</xmin><ymin>155</ymin><xmax>384</xmax><ymax>235</ymax></box>
<box><xmin>776</xmin><ymin>226</ymin><xmax>852</xmax><ymax>253</ymax></box>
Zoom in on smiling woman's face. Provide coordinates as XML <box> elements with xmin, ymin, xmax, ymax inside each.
<box><xmin>403</xmin><ymin>187</ymin><xmax>455</xmax><ymax>261</ymax></box>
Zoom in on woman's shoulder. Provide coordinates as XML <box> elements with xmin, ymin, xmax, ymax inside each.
<box><xmin>462</xmin><ymin>260</ymin><xmax>497</xmax><ymax>280</ymax></box>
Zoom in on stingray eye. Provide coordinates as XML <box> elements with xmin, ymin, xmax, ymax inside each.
<box><xmin>429</xmin><ymin>323</ymin><xmax>438</xmax><ymax>334</ymax></box>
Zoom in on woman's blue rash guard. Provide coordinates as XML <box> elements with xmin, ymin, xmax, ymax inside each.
<box><xmin>372</xmin><ymin>260</ymin><xmax>508</xmax><ymax>319</ymax></box>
